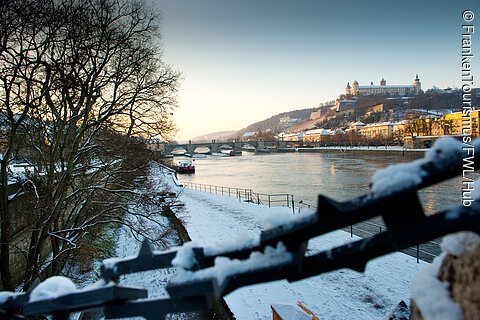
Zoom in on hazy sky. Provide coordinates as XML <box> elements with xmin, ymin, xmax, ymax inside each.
<box><xmin>157</xmin><ymin>0</ymin><xmax>479</xmax><ymax>142</ymax></box>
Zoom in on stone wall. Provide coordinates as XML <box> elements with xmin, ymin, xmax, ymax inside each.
<box><xmin>410</xmin><ymin>233</ymin><xmax>480</xmax><ymax>320</ymax></box>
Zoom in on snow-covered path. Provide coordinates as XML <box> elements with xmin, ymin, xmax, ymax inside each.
<box><xmin>110</xmin><ymin>166</ymin><xmax>428</xmax><ymax>319</ymax></box>
<box><xmin>175</xmin><ymin>184</ymin><xmax>427</xmax><ymax>320</ymax></box>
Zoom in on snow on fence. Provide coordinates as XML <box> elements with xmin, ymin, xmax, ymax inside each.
<box><xmin>1</xmin><ymin>137</ymin><xmax>479</xmax><ymax>320</ymax></box>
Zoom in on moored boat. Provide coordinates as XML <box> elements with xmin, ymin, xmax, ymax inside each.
<box><xmin>177</xmin><ymin>160</ymin><xmax>195</xmax><ymax>173</ymax></box>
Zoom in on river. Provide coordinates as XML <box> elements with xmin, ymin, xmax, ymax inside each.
<box><xmin>176</xmin><ymin>150</ymin><xmax>466</xmax><ymax>215</ymax></box>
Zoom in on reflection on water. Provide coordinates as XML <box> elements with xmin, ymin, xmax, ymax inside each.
<box><xmin>178</xmin><ymin>152</ymin><xmax>474</xmax><ymax>215</ymax></box>
<box><xmin>329</xmin><ymin>162</ymin><xmax>336</xmax><ymax>176</ymax></box>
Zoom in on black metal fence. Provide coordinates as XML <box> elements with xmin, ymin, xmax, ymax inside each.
<box><xmin>1</xmin><ymin>141</ymin><xmax>479</xmax><ymax>319</ymax></box>
<box><xmin>182</xmin><ymin>182</ymin><xmax>296</xmax><ymax>210</ymax></box>
<box><xmin>347</xmin><ymin>220</ymin><xmax>441</xmax><ymax>263</ymax></box>
<box><xmin>297</xmin><ymin>201</ymin><xmax>440</xmax><ymax>263</ymax></box>
<box><xmin>182</xmin><ymin>182</ymin><xmax>440</xmax><ymax>262</ymax></box>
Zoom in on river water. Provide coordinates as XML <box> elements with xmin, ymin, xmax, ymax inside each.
<box><xmin>177</xmin><ymin>150</ymin><xmax>465</xmax><ymax>214</ymax></box>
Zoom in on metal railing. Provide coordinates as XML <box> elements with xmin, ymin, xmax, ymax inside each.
<box><xmin>183</xmin><ymin>182</ymin><xmax>441</xmax><ymax>263</ymax></box>
<box><xmin>294</xmin><ymin>201</ymin><xmax>441</xmax><ymax>263</ymax></box>
<box><xmin>182</xmin><ymin>182</ymin><xmax>294</xmax><ymax>209</ymax></box>
<box><xmin>347</xmin><ymin>220</ymin><xmax>441</xmax><ymax>263</ymax></box>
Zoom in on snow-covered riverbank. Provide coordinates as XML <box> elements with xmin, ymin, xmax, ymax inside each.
<box><xmin>0</xmin><ymin>162</ymin><xmax>437</xmax><ymax>319</ymax></box>
<box><xmin>148</xmin><ymin>165</ymin><xmax>426</xmax><ymax>320</ymax></box>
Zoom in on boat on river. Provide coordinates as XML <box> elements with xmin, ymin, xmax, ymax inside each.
<box><xmin>177</xmin><ymin>160</ymin><xmax>195</xmax><ymax>174</ymax></box>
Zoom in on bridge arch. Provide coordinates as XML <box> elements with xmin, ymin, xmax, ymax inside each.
<box><xmin>194</xmin><ymin>146</ymin><xmax>211</xmax><ymax>154</ymax></box>
<box><xmin>218</xmin><ymin>144</ymin><xmax>233</xmax><ymax>150</ymax></box>
<box><xmin>242</xmin><ymin>143</ymin><xmax>256</xmax><ymax>151</ymax></box>
<box><xmin>171</xmin><ymin>147</ymin><xmax>187</xmax><ymax>155</ymax></box>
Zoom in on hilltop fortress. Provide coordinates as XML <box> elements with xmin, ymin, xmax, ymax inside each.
<box><xmin>346</xmin><ymin>75</ymin><xmax>422</xmax><ymax>96</ymax></box>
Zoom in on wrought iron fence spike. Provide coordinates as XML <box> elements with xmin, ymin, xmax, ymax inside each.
<box><xmin>139</xmin><ymin>239</ymin><xmax>154</xmax><ymax>256</ymax></box>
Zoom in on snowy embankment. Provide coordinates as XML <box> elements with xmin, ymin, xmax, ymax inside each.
<box><xmin>162</xmin><ymin>172</ymin><xmax>426</xmax><ymax>320</ymax></box>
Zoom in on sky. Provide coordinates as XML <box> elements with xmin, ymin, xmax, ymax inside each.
<box><xmin>156</xmin><ymin>0</ymin><xmax>480</xmax><ymax>142</ymax></box>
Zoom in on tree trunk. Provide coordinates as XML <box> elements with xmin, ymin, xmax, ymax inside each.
<box><xmin>0</xmin><ymin>159</ymin><xmax>13</xmax><ymax>291</ymax></box>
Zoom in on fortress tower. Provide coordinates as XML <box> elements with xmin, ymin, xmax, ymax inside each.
<box><xmin>352</xmin><ymin>80</ymin><xmax>359</xmax><ymax>95</ymax></box>
<box><xmin>345</xmin><ymin>82</ymin><xmax>352</xmax><ymax>95</ymax></box>
<box><xmin>413</xmin><ymin>74</ymin><xmax>422</xmax><ymax>94</ymax></box>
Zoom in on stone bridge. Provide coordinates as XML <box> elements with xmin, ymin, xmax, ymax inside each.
<box><xmin>159</xmin><ymin>140</ymin><xmax>287</xmax><ymax>155</ymax></box>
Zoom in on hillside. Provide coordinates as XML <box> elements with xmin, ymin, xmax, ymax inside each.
<box><xmin>229</xmin><ymin>107</ymin><xmax>319</xmax><ymax>140</ymax></box>
<box><xmin>224</xmin><ymin>91</ymin><xmax>475</xmax><ymax>139</ymax></box>
<box><xmin>191</xmin><ymin>130</ymin><xmax>236</xmax><ymax>143</ymax></box>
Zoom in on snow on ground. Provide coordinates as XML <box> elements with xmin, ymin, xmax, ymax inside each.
<box><xmin>109</xmin><ymin>168</ymin><xmax>180</xmax><ymax>304</ymax></box>
<box><xmin>107</xmin><ymin>164</ymin><xmax>428</xmax><ymax>320</ymax></box>
<box><xmin>112</xmin><ymin>218</ymin><xmax>177</xmax><ymax>300</ymax></box>
<box><xmin>169</xmin><ymin>175</ymin><xmax>427</xmax><ymax>320</ymax></box>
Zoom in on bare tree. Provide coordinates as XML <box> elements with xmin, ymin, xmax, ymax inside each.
<box><xmin>1</xmin><ymin>0</ymin><xmax>180</xmax><ymax>290</ymax></box>
<box><xmin>403</xmin><ymin>115</ymin><xmax>429</xmax><ymax>138</ymax></box>
<box><xmin>434</xmin><ymin>118</ymin><xmax>456</xmax><ymax>135</ymax></box>
<box><xmin>0</xmin><ymin>0</ymin><xmax>57</xmax><ymax>290</ymax></box>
